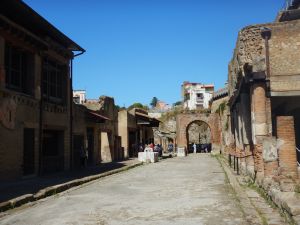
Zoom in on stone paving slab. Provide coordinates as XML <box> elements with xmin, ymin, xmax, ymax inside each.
<box><xmin>0</xmin><ymin>154</ymin><xmax>248</xmax><ymax>225</ymax></box>
<box><xmin>0</xmin><ymin>159</ymin><xmax>142</xmax><ymax>213</ymax></box>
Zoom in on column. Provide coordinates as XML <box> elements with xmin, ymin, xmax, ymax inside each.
<box><xmin>251</xmin><ymin>82</ymin><xmax>268</xmax><ymax>179</ymax></box>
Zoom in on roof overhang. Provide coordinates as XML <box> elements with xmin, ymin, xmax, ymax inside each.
<box><xmin>86</xmin><ymin>111</ymin><xmax>110</xmax><ymax>123</ymax></box>
<box><xmin>0</xmin><ymin>0</ymin><xmax>85</xmax><ymax>53</ymax></box>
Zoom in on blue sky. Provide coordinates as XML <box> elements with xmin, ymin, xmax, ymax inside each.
<box><xmin>24</xmin><ymin>0</ymin><xmax>283</xmax><ymax>107</ymax></box>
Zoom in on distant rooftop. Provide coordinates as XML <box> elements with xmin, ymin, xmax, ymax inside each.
<box><xmin>0</xmin><ymin>0</ymin><xmax>85</xmax><ymax>53</ymax></box>
<box><xmin>182</xmin><ymin>81</ymin><xmax>214</xmax><ymax>88</ymax></box>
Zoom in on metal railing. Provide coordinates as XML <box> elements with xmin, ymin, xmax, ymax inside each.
<box><xmin>228</xmin><ymin>153</ymin><xmax>253</xmax><ymax>175</ymax></box>
<box><xmin>296</xmin><ymin>147</ymin><xmax>300</xmax><ymax>167</ymax></box>
<box><xmin>228</xmin><ymin>154</ymin><xmax>240</xmax><ymax>175</ymax></box>
<box><xmin>229</xmin><ymin>146</ymin><xmax>300</xmax><ymax>172</ymax></box>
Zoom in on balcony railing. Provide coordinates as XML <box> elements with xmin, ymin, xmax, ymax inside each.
<box><xmin>196</xmin><ymin>98</ymin><xmax>204</xmax><ymax>103</ymax></box>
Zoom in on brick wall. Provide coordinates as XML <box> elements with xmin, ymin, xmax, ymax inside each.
<box><xmin>277</xmin><ymin>116</ymin><xmax>298</xmax><ymax>179</ymax></box>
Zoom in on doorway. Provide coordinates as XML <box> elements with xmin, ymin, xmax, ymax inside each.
<box><xmin>23</xmin><ymin>128</ymin><xmax>35</xmax><ymax>176</ymax></box>
<box><xmin>73</xmin><ymin>135</ymin><xmax>84</xmax><ymax>169</ymax></box>
<box><xmin>87</xmin><ymin>128</ymin><xmax>94</xmax><ymax>165</ymax></box>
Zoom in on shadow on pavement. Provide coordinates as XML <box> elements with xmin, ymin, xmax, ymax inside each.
<box><xmin>0</xmin><ymin>160</ymin><xmax>136</xmax><ymax>203</ymax></box>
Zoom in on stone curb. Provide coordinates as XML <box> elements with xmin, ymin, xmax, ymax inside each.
<box><xmin>0</xmin><ymin>162</ymin><xmax>143</xmax><ymax>213</ymax></box>
<box><xmin>218</xmin><ymin>156</ymin><xmax>300</xmax><ymax>225</ymax></box>
<box><xmin>267</xmin><ymin>185</ymin><xmax>300</xmax><ymax>224</ymax></box>
<box><xmin>217</xmin><ymin>156</ymin><xmax>263</xmax><ymax>225</ymax></box>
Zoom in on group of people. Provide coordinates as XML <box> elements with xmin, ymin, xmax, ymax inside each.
<box><xmin>138</xmin><ymin>143</ymin><xmax>163</xmax><ymax>157</ymax></box>
<box><xmin>192</xmin><ymin>143</ymin><xmax>208</xmax><ymax>153</ymax></box>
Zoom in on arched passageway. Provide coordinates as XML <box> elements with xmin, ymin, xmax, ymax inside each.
<box><xmin>176</xmin><ymin>113</ymin><xmax>220</xmax><ymax>153</ymax></box>
<box><xmin>186</xmin><ymin>120</ymin><xmax>211</xmax><ymax>153</ymax></box>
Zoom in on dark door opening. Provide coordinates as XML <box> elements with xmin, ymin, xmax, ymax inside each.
<box><xmin>23</xmin><ymin>128</ymin><xmax>35</xmax><ymax>175</ymax></box>
<box><xmin>73</xmin><ymin>135</ymin><xmax>84</xmax><ymax>169</ymax></box>
<box><xmin>87</xmin><ymin>128</ymin><xmax>94</xmax><ymax>165</ymax></box>
<box><xmin>129</xmin><ymin>131</ymin><xmax>137</xmax><ymax>157</ymax></box>
<box><xmin>42</xmin><ymin>130</ymin><xmax>64</xmax><ymax>173</ymax></box>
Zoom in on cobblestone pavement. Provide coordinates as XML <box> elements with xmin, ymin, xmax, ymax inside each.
<box><xmin>0</xmin><ymin>155</ymin><xmax>285</xmax><ymax>225</ymax></box>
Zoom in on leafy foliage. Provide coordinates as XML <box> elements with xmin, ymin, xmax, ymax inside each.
<box><xmin>128</xmin><ymin>102</ymin><xmax>149</xmax><ymax>111</ymax></box>
<box><xmin>216</xmin><ymin>101</ymin><xmax>226</xmax><ymax>115</ymax></box>
<box><xmin>150</xmin><ymin>97</ymin><xmax>158</xmax><ymax>108</ymax></box>
<box><xmin>173</xmin><ymin>101</ymin><xmax>182</xmax><ymax>106</ymax></box>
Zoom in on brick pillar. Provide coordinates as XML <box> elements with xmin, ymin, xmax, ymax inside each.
<box><xmin>251</xmin><ymin>82</ymin><xmax>268</xmax><ymax>178</ymax></box>
<box><xmin>277</xmin><ymin>116</ymin><xmax>298</xmax><ymax>179</ymax></box>
<box><xmin>0</xmin><ymin>36</ymin><xmax>5</xmax><ymax>88</ymax></box>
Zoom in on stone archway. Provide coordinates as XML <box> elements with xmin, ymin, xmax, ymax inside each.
<box><xmin>186</xmin><ymin>120</ymin><xmax>211</xmax><ymax>153</ymax></box>
<box><xmin>176</xmin><ymin>113</ymin><xmax>220</xmax><ymax>153</ymax></box>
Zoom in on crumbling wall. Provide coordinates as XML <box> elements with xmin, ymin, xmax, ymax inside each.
<box><xmin>229</xmin><ymin>25</ymin><xmax>265</xmax><ymax>96</ymax></box>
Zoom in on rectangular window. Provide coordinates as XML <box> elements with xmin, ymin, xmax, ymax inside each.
<box><xmin>197</xmin><ymin>93</ymin><xmax>203</xmax><ymax>98</ymax></box>
<box><xmin>5</xmin><ymin>44</ymin><xmax>33</xmax><ymax>94</ymax></box>
<box><xmin>42</xmin><ymin>58</ymin><xmax>67</xmax><ymax>104</ymax></box>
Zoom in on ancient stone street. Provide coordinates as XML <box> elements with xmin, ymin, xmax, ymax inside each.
<box><xmin>1</xmin><ymin>155</ymin><xmax>248</xmax><ymax>225</ymax></box>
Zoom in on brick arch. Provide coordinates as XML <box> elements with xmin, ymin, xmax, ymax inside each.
<box><xmin>186</xmin><ymin>120</ymin><xmax>211</xmax><ymax>146</ymax></box>
<box><xmin>176</xmin><ymin>113</ymin><xmax>220</xmax><ymax>152</ymax></box>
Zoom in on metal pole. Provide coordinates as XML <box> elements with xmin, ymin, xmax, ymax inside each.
<box><xmin>237</xmin><ymin>157</ymin><xmax>239</xmax><ymax>175</ymax></box>
<box><xmin>70</xmin><ymin>59</ymin><xmax>73</xmax><ymax>170</ymax></box>
<box><xmin>234</xmin><ymin>156</ymin><xmax>236</xmax><ymax>171</ymax></box>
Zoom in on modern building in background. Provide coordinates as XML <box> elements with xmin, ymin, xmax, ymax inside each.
<box><xmin>73</xmin><ymin>90</ymin><xmax>86</xmax><ymax>104</ymax></box>
<box><xmin>155</xmin><ymin>101</ymin><xmax>171</xmax><ymax>111</ymax></box>
<box><xmin>181</xmin><ymin>81</ymin><xmax>214</xmax><ymax>110</ymax></box>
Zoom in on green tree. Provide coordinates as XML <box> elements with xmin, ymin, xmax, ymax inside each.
<box><xmin>150</xmin><ymin>97</ymin><xmax>158</xmax><ymax>108</ymax></box>
<box><xmin>128</xmin><ymin>102</ymin><xmax>148</xmax><ymax>111</ymax></box>
<box><xmin>173</xmin><ymin>101</ymin><xmax>182</xmax><ymax>106</ymax></box>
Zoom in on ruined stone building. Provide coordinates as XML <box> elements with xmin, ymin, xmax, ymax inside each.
<box><xmin>73</xmin><ymin>103</ymin><xmax>109</xmax><ymax>168</ymax></box>
<box><xmin>0</xmin><ymin>0</ymin><xmax>84</xmax><ymax>180</ymax></box>
<box><xmin>182</xmin><ymin>81</ymin><xmax>214</xmax><ymax>110</ymax></box>
<box><xmin>82</xmin><ymin>96</ymin><xmax>123</xmax><ymax>162</ymax></box>
<box><xmin>227</xmin><ymin>1</ymin><xmax>300</xmax><ymax>189</ymax></box>
<box><xmin>118</xmin><ymin>108</ymin><xmax>160</xmax><ymax>158</ymax></box>
<box><xmin>154</xmin><ymin>114</ymin><xmax>177</xmax><ymax>152</ymax></box>
<box><xmin>73</xmin><ymin>93</ymin><xmax>161</xmax><ymax>162</ymax></box>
